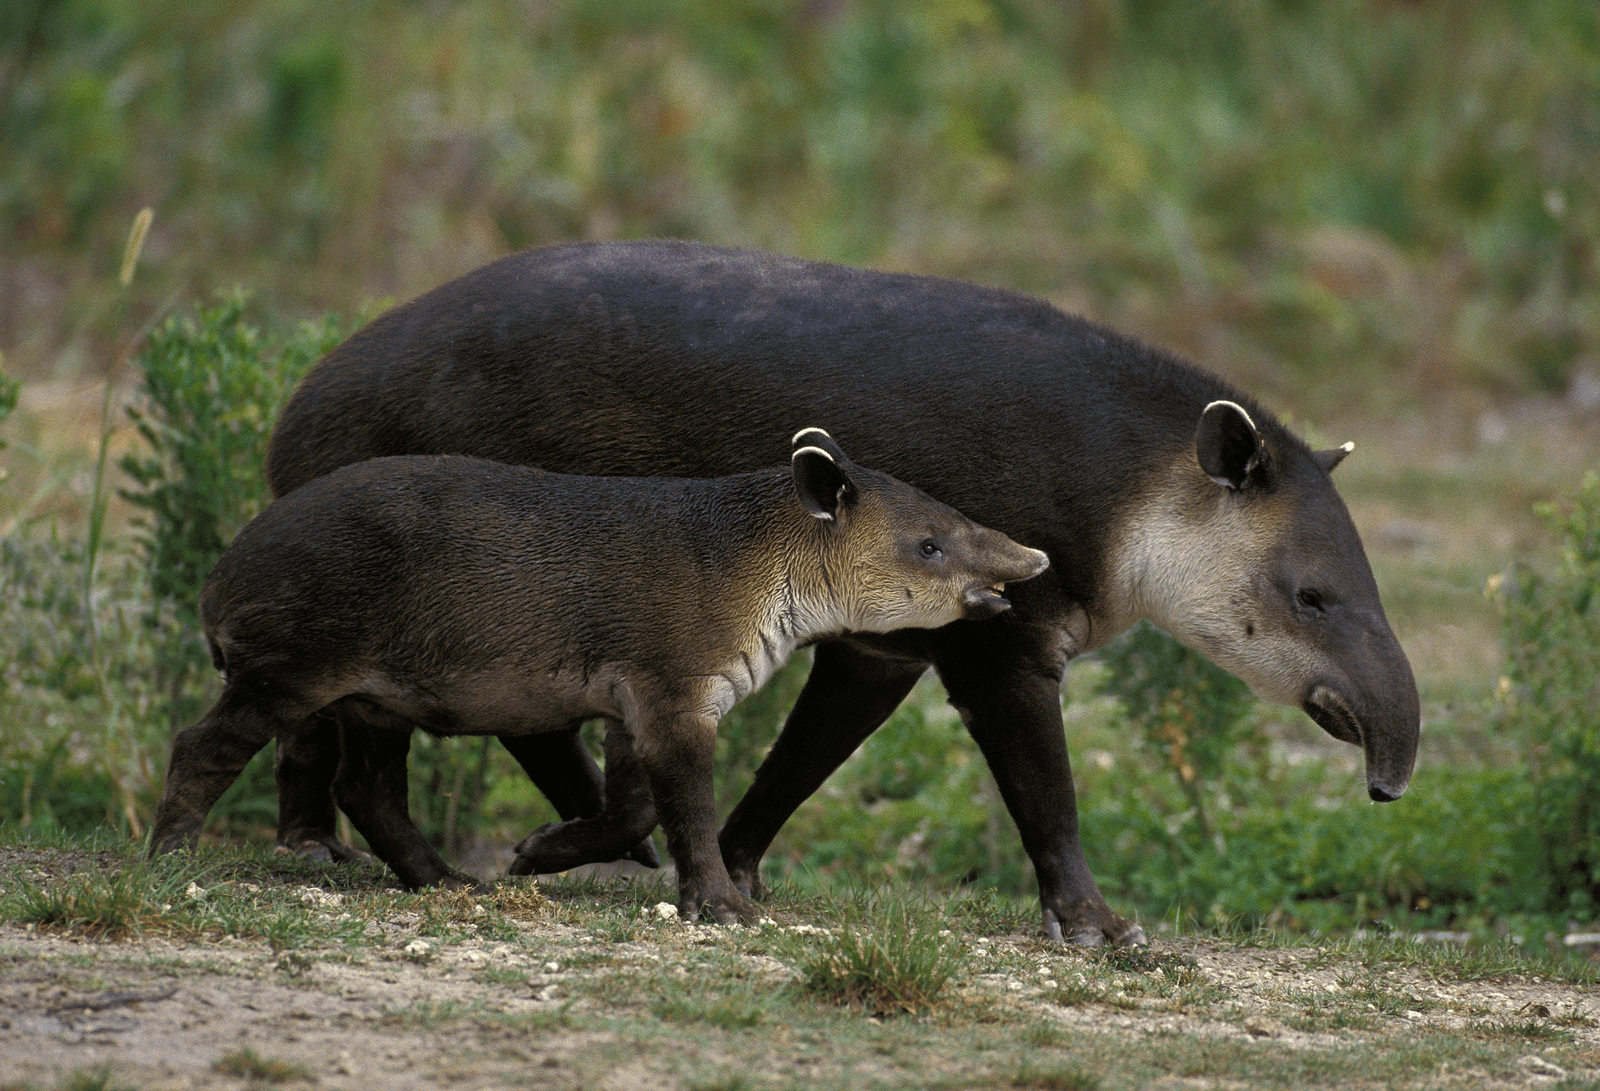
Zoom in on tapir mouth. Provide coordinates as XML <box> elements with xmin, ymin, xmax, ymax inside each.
<box><xmin>1303</xmin><ymin>684</ymin><xmax>1409</xmax><ymax>803</ymax></box>
<box><xmin>962</xmin><ymin>583</ymin><xmax>1013</xmax><ymax>620</ymax></box>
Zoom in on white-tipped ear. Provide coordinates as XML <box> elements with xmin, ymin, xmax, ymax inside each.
<box><xmin>790</xmin><ymin>426</ymin><xmax>849</xmax><ymax>465</ymax></box>
<box><xmin>1314</xmin><ymin>441</ymin><xmax>1354</xmax><ymax>473</ymax></box>
<box><xmin>792</xmin><ymin>444</ymin><xmax>854</xmax><ymax>521</ymax></box>
<box><xmin>1196</xmin><ymin>399</ymin><xmax>1267</xmax><ymax>491</ymax></box>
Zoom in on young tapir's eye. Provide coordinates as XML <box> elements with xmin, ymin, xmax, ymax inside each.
<box><xmin>1297</xmin><ymin>589</ymin><xmax>1325</xmax><ymax>611</ymax></box>
<box><xmin>919</xmin><ymin>540</ymin><xmax>942</xmax><ymax>559</ymax></box>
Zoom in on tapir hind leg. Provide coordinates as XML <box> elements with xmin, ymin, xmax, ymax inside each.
<box><xmin>718</xmin><ymin>641</ymin><xmax>926</xmax><ymax>899</ymax></box>
<box><xmin>509</xmin><ymin>719</ymin><xmax>659</xmax><ymax>875</ymax></box>
<box><xmin>502</xmin><ymin>726</ymin><xmax>661</xmax><ymax>871</ymax></box>
<box><xmin>935</xmin><ymin>643</ymin><xmax>1147</xmax><ymax>948</ymax></box>
<box><xmin>274</xmin><ymin>710</ymin><xmax>367</xmax><ymax>861</ymax></box>
<box><xmin>332</xmin><ymin>715</ymin><xmax>477</xmax><ymax>891</ymax></box>
<box><xmin>148</xmin><ymin>686</ymin><xmax>293</xmax><ymax>857</ymax></box>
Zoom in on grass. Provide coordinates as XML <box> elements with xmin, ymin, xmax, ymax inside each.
<box><xmin>210</xmin><ymin>1048</ymin><xmax>315</xmax><ymax>1084</ymax></box>
<box><xmin>784</xmin><ymin>891</ymin><xmax>970</xmax><ymax>1016</ymax></box>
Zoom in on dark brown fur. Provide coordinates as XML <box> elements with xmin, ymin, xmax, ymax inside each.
<box><xmin>148</xmin><ymin>435</ymin><xmax>1047</xmax><ymax>921</ymax></box>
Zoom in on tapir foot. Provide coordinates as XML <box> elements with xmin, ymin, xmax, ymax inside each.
<box><xmin>274</xmin><ymin>836</ymin><xmax>371</xmax><ymax>864</ymax></box>
<box><xmin>724</xmin><ymin>855</ymin><xmax>769</xmax><ymax>903</ymax></box>
<box><xmin>680</xmin><ymin>885</ymin><xmax>760</xmax><ymax>926</ymax></box>
<box><xmin>508</xmin><ymin>820</ymin><xmax>661</xmax><ymax>876</ymax></box>
<box><xmin>1042</xmin><ymin>903</ymin><xmax>1147</xmax><ymax>947</ymax></box>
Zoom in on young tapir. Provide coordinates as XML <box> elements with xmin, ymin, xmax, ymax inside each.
<box><xmin>260</xmin><ymin>240</ymin><xmax>1422</xmax><ymax>946</ymax></box>
<box><xmin>147</xmin><ymin>430</ymin><xmax>1050</xmax><ymax>921</ymax></box>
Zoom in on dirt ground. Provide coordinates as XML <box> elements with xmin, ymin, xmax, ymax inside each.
<box><xmin>1</xmin><ymin>848</ymin><xmax>1597</xmax><ymax>1091</ymax></box>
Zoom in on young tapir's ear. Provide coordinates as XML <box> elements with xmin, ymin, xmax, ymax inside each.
<box><xmin>1196</xmin><ymin>400</ymin><xmax>1268</xmax><ymax>491</ymax></box>
<box><xmin>790</xmin><ymin>426</ymin><xmax>850</xmax><ymax>465</ymax></box>
<box><xmin>1314</xmin><ymin>441</ymin><xmax>1354</xmax><ymax>474</ymax></box>
<box><xmin>792</xmin><ymin>444</ymin><xmax>856</xmax><ymax>522</ymax></box>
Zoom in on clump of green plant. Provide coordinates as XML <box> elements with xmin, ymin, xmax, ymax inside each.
<box><xmin>787</xmin><ymin>892</ymin><xmax>968</xmax><ymax>1015</ymax></box>
<box><xmin>1493</xmin><ymin>470</ymin><xmax>1600</xmax><ymax>921</ymax></box>
<box><xmin>211</xmin><ymin>1047</ymin><xmax>315</xmax><ymax>1083</ymax></box>
<box><xmin>2</xmin><ymin>855</ymin><xmax>200</xmax><ymax>939</ymax></box>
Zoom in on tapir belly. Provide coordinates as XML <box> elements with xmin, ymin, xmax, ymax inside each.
<box><xmin>303</xmin><ymin>661</ymin><xmax>746</xmax><ymax>738</ymax></box>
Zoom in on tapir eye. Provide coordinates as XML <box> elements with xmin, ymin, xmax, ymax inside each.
<box><xmin>919</xmin><ymin>540</ymin><xmax>942</xmax><ymax>559</ymax></box>
<box><xmin>1297</xmin><ymin>589</ymin><xmax>1325</xmax><ymax>611</ymax></box>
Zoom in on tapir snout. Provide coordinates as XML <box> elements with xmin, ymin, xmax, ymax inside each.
<box><xmin>960</xmin><ymin>541</ymin><xmax>1050</xmax><ymax>619</ymax></box>
<box><xmin>1302</xmin><ymin>617</ymin><xmax>1420</xmax><ymax>802</ymax></box>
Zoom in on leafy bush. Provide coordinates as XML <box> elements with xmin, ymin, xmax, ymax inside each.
<box><xmin>1493</xmin><ymin>471</ymin><xmax>1600</xmax><ymax>920</ymax></box>
<box><xmin>1095</xmin><ymin>622</ymin><xmax>1263</xmax><ymax>856</ymax></box>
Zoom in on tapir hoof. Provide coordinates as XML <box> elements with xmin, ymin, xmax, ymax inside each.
<box><xmin>680</xmin><ymin>886</ymin><xmax>760</xmax><ymax>926</ymax></box>
<box><xmin>1042</xmin><ymin>905</ymin><xmax>1147</xmax><ymax>947</ymax></box>
<box><xmin>625</xmin><ymin>837</ymin><xmax>662</xmax><ymax>869</ymax></box>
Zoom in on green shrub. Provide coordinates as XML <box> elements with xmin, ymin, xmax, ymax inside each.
<box><xmin>1095</xmin><ymin>621</ymin><xmax>1264</xmax><ymax>856</ymax></box>
<box><xmin>1494</xmin><ymin>471</ymin><xmax>1600</xmax><ymax>920</ymax></box>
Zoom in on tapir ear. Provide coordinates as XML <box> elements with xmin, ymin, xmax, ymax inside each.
<box><xmin>1314</xmin><ymin>441</ymin><xmax>1354</xmax><ymax>474</ymax></box>
<box><xmin>790</xmin><ymin>426</ymin><xmax>850</xmax><ymax>465</ymax></box>
<box><xmin>792</xmin><ymin>444</ymin><xmax>856</xmax><ymax>522</ymax></box>
<box><xmin>1196</xmin><ymin>400</ymin><xmax>1268</xmax><ymax>491</ymax></box>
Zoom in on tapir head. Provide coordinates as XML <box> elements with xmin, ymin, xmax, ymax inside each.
<box><xmin>789</xmin><ymin>427</ymin><xmax>1050</xmax><ymax>632</ymax></box>
<box><xmin>1119</xmin><ymin>400</ymin><xmax>1420</xmax><ymax>802</ymax></box>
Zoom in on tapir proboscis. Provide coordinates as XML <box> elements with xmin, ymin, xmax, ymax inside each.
<box><xmin>253</xmin><ymin>240</ymin><xmax>1420</xmax><ymax>945</ymax></box>
<box><xmin>147</xmin><ymin>431</ymin><xmax>1049</xmax><ymax>922</ymax></box>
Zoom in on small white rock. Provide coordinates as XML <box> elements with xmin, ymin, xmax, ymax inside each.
<box><xmin>403</xmin><ymin>939</ymin><xmax>432</xmax><ymax>957</ymax></box>
<box><xmin>543</xmin><ymin>961</ymin><xmax>560</xmax><ymax>973</ymax></box>
<box><xmin>653</xmin><ymin>902</ymin><xmax>679</xmax><ymax>921</ymax></box>
<box><xmin>460</xmin><ymin>950</ymin><xmax>489</xmax><ymax>966</ymax></box>
<box><xmin>184</xmin><ymin>881</ymin><xmax>207</xmax><ymax>902</ymax></box>
<box><xmin>1403</xmin><ymin>1009</ymin><xmax>1423</xmax><ymax>1020</ymax></box>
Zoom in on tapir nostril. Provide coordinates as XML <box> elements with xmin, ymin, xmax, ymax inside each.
<box><xmin>1368</xmin><ymin>782</ymin><xmax>1403</xmax><ymax>803</ymax></box>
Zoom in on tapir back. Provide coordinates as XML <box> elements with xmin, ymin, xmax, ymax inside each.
<box><xmin>267</xmin><ymin>242</ymin><xmax>1198</xmax><ymax>612</ymax></box>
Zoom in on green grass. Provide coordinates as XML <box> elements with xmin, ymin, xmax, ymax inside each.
<box><xmin>210</xmin><ymin>1048</ymin><xmax>315</xmax><ymax>1084</ymax></box>
<box><xmin>784</xmin><ymin>891</ymin><xmax>970</xmax><ymax>1015</ymax></box>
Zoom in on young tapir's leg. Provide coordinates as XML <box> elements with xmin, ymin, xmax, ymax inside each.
<box><xmin>149</xmin><ymin>687</ymin><xmax>291</xmax><ymax>856</ymax></box>
<box><xmin>502</xmin><ymin>726</ymin><xmax>661</xmax><ymax>870</ymax></box>
<box><xmin>934</xmin><ymin>639</ymin><xmax>1148</xmax><ymax>948</ymax></box>
<box><xmin>331</xmin><ymin>714</ymin><xmax>478</xmax><ymax>891</ymax></box>
<box><xmin>508</xmin><ymin>720</ymin><xmax>659</xmax><ymax>875</ymax></box>
<box><xmin>719</xmin><ymin>641</ymin><xmax>927</xmax><ymax>899</ymax></box>
<box><xmin>274</xmin><ymin>710</ymin><xmax>366</xmax><ymax>861</ymax></box>
<box><xmin>636</xmin><ymin>711</ymin><xmax>755</xmax><ymax>925</ymax></box>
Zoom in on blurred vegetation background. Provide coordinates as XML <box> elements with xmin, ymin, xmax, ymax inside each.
<box><xmin>2</xmin><ymin>0</ymin><xmax>1598</xmax><ymax>952</ymax></box>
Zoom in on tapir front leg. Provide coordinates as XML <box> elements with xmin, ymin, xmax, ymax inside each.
<box><xmin>936</xmin><ymin>648</ymin><xmax>1147</xmax><ymax>947</ymax></box>
<box><xmin>719</xmin><ymin>641</ymin><xmax>927</xmax><ymax>899</ymax></box>
<box><xmin>636</xmin><ymin>711</ymin><xmax>756</xmax><ymax>925</ymax></box>
<box><xmin>149</xmin><ymin>688</ymin><xmax>288</xmax><ymax>856</ymax></box>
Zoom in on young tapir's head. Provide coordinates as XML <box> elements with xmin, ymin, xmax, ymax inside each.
<box><xmin>788</xmin><ymin>427</ymin><xmax>1050</xmax><ymax>633</ymax></box>
<box><xmin>1115</xmin><ymin>401</ymin><xmax>1420</xmax><ymax>803</ymax></box>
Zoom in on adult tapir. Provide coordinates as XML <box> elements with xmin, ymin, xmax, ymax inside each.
<box><xmin>262</xmin><ymin>240</ymin><xmax>1420</xmax><ymax>946</ymax></box>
